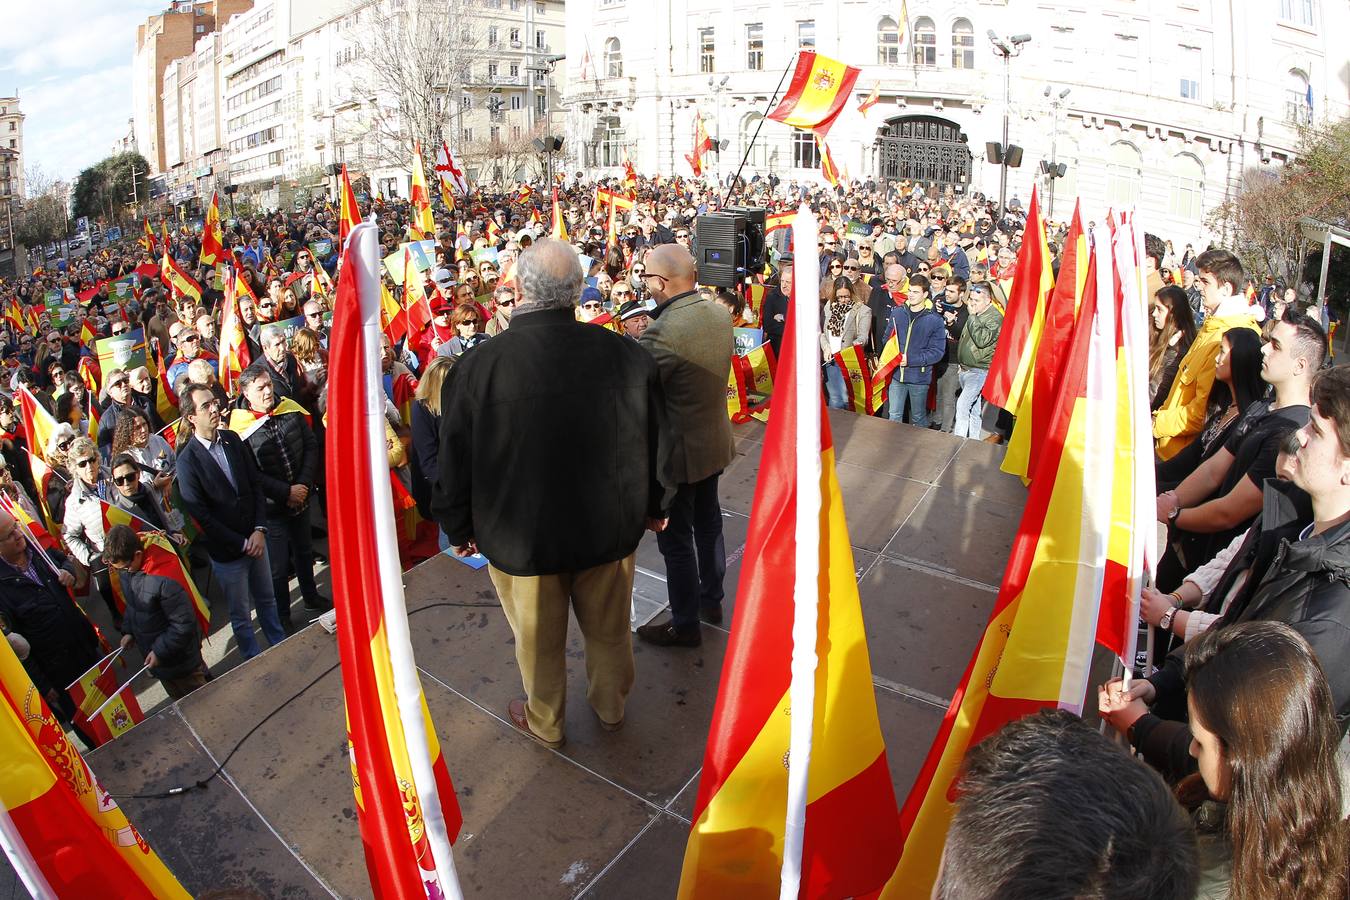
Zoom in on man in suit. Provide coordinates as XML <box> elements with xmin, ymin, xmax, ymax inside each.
<box><xmin>175</xmin><ymin>382</ymin><xmax>286</xmax><ymax>659</ymax></box>
<box><xmin>637</xmin><ymin>243</ymin><xmax>736</xmax><ymax>647</ymax></box>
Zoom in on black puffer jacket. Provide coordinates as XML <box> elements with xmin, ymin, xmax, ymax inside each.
<box><xmin>1134</xmin><ymin>480</ymin><xmax>1350</xmax><ymax>777</ymax></box>
<box><xmin>121</xmin><ymin>568</ymin><xmax>203</xmax><ymax>680</ymax></box>
<box><xmin>0</xmin><ymin>548</ymin><xmax>98</xmax><ymax>693</ymax></box>
<box><xmin>240</xmin><ymin>409</ymin><xmax>317</xmax><ymax>519</ymax></box>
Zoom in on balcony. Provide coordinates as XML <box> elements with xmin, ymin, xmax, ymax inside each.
<box><xmin>488</xmin><ymin>74</ymin><xmax>525</xmax><ymax>86</ymax></box>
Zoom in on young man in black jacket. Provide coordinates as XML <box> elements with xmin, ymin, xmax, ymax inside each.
<box><xmin>105</xmin><ymin>525</ymin><xmax>209</xmax><ymax>699</ymax></box>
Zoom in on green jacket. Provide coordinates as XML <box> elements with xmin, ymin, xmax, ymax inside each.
<box><xmin>956</xmin><ymin>303</ymin><xmax>1003</xmax><ymax>369</ymax></box>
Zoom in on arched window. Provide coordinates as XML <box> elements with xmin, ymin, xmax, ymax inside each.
<box><xmin>791</xmin><ymin>130</ymin><xmax>819</xmax><ymax>169</ymax></box>
<box><xmin>1286</xmin><ymin>68</ymin><xmax>1311</xmax><ymax>125</ymax></box>
<box><xmin>740</xmin><ymin>113</ymin><xmax>769</xmax><ymax>168</ymax></box>
<box><xmin>1105</xmin><ymin>141</ymin><xmax>1142</xmax><ymax>208</ymax></box>
<box><xmin>1169</xmin><ymin>153</ymin><xmax>1204</xmax><ymax>220</ymax></box>
<box><xmin>951</xmin><ymin>18</ymin><xmax>974</xmax><ymax>69</ymax></box>
<box><xmin>913</xmin><ymin>17</ymin><xmax>936</xmax><ymax>67</ymax></box>
<box><xmin>604</xmin><ymin>37</ymin><xmax>622</xmax><ymax>78</ymax></box>
<box><xmin>877</xmin><ymin>17</ymin><xmax>899</xmax><ymax>66</ymax></box>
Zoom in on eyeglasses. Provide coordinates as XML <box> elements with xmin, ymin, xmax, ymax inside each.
<box><xmin>108</xmin><ymin>379</ymin><xmax>129</xmax><ymax>390</ymax></box>
<box><xmin>306</xmin><ymin>312</ymin><xmax>322</xmax><ymax>319</ymax></box>
<box><xmin>74</xmin><ymin>457</ymin><xmax>97</xmax><ymax>468</ymax></box>
<box><xmin>49</xmin><ymin>370</ymin><xmax>64</xmax><ymax>379</ymax></box>
<box><xmin>111</xmin><ymin>326</ymin><xmax>129</xmax><ymax>336</ymax></box>
<box><xmin>197</xmin><ymin>398</ymin><xmax>221</xmax><ymax>412</ymax></box>
<box><xmin>581</xmin><ymin>302</ymin><xmax>602</xmax><ymax>310</ymax></box>
<box><xmin>496</xmin><ymin>297</ymin><xmax>515</xmax><ymax>307</ymax></box>
<box><xmin>180</xmin><ymin>333</ymin><xmax>200</xmax><ymax>343</ymax></box>
<box><xmin>829</xmin><ymin>263</ymin><xmax>843</xmax><ymax>270</ymax></box>
<box><xmin>434</xmin><ymin>310</ymin><xmax>452</xmax><ymax>317</ymax></box>
<box><xmin>113</xmin><ymin>472</ymin><xmax>139</xmax><ymax>487</ymax></box>
<box><xmin>56</xmin><ymin>438</ymin><xmax>73</xmax><ymax>452</ymax></box>
<box><xmin>611</xmin><ymin>290</ymin><xmax>632</xmax><ymax>298</ymax></box>
<box><xmin>844</xmin><ymin>264</ymin><xmax>860</xmax><ymax>272</ymax></box>
<box><xmin>675</xmin><ymin>232</ymin><xmax>690</xmax><ymax>239</ymax></box>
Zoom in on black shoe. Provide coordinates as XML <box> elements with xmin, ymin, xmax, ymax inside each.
<box><xmin>303</xmin><ymin>595</ymin><xmax>333</xmax><ymax>612</ymax></box>
<box><xmin>700</xmin><ymin>606</ymin><xmax>724</xmax><ymax>625</ymax></box>
<box><xmin>636</xmin><ymin>622</ymin><xmax>701</xmax><ymax>648</ymax></box>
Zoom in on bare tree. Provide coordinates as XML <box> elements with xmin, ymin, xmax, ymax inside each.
<box><xmin>463</xmin><ymin>123</ymin><xmax>551</xmax><ymax>185</ymax></box>
<box><xmin>14</xmin><ymin>165</ymin><xmax>70</xmax><ymax>251</ymax></box>
<box><xmin>346</xmin><ymin>0</ymin><xmax>484</xmax><ymax>173</ymax></box>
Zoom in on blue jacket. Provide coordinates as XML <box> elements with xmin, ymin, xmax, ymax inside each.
<box><xmin>886</xmin><ymin>303</ymin><xmax>947</xmax><ymax>385</ymax></box>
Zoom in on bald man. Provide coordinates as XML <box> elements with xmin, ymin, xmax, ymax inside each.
<box><xmin>433</xmin><ymin>238</ymin><xmax>667</xmax><ymax>748</ymax></box>
<box><xmin>636</xmin><ymin>244</ymin><xmax>736</xmax><ymax>648</ymax></box>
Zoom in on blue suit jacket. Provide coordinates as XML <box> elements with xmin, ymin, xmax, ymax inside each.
<box><xmin>175</xmin><ymin>430</ymin><xmax>267</xmax><ymax>562</ymax></box>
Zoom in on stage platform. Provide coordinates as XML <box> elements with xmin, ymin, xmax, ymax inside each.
<box><xmin>15</xmin><ymin>411</ymin><xmax>1026</xmax><ymax>899</ymax></box>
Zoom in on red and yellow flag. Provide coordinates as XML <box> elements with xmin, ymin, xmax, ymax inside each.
<box><xmin>104</xmin><ymin>507</ymin><xmax>211</xmax><ymax>635</ymax></box>
<box><xmin>868</xmin><ymin>331</ymin><xmax>902</xmax><ymax>413</ymax></box>
<box><xmin>982</xmin><ymin>185</ymin><xmax>1054</xmax><ymax>411</ymax></box>
<box><xmin>0</xmin><ymin>633</ymin><xmax>189</xmax><ymax>898</ymax></box>
<box><xmin>408</xmin><ymin>142</ymin><xmax>436</xmax><ymax>241</ymax></box>
<box><xmin>834</xmin><ymin>344</ymin><xmax>872</xmax><ymax>414</ymax></box>
<box><xmin>199</xmin><ymin>191</ymin><xmax>225</xmax><ymax>267</ymax></box>
<box><xmin>766</xmin><ymin>51</ymin><xmax>861</xmax><ymax>138</ymax></box>
<box><xmin>67</xmin><ymin>652</ymin><xmax>144</xmax><ymax>746</ymax></box>
<box><xmin>17</xmin><ymin>387</ymin><xmax>57</xmax><ymax>466</ymax></box>
<box><xmin>217</xmin><ymin>268</ymin><xmax>253</xmax><ymax>395</ymax></box>
<box><xmin>328</xmin><ymin>220</ymin><xmax>464</xmax><ymax>899</ymax></box>
<box><xmin>680</xmin><ymin>208</ymin><xmax>900</xmax><ymax>898</ymax></box>
<box><xmin>765</xmin><ymin>210</ymin><xmax>795</xmax><ymax>235</ymax></box>
<box><xmin>339</xmin><ymin>164</ymin><xmax>362</xmax><ymax>247</ymax></box>
<box><xmin>816</xmin><ymin>136</ymin><xmax>841</xmax><ymax>187</ymax></box>
<box><xmin>550</xmin><ymin>188</ymin><xmax>568</xmax><ymax>241</ymax></box>
<box><xmin>151</xmin><ymin>337</ymin><xmax>180</xmax><ymax>427</ymax></box>
<box><xmin>685</xmin><ymin>113</ymin><xmax>713</xmax><ymax>177</ymax></box>
<box><xmin>140</xmin><ymin>219</ymin><xmax>157</xmax><ymax>255</ymax></box>
<box><xmin>161</xmin><ymin>250</ymin><xmax>203</xmax><ymax>306</ymax></box>
<box><xmin>857</xmin><ymin>80</ymin><xmax>880</xmax><ymax>116</ymax></box>
<box><xmin>401</xmin><ymin>247</ymin><xmax>429</xmax><ymax>338</ymax></box>
<box><xmin>1003</xmin><ymin>201</ymin><xmax>1089</xmax><ymax>481</ymax></box>
<box><xmin>885</xmin><ymin>228</ymin><xmax>1122</xmax><ymax>895</ymax></box>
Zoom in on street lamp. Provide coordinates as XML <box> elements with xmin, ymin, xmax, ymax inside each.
<box><xmin>987</xmin><ymin>31</ymin><xmax>1031</xmax><ymax>219</ymax></box>
<box><xmin>1041</xmin><ymin>86</ymin><xmax>1071</xmax><ymax>220</ymax></box>
<box><xmin>709</xmin><ymin>75</ymin><xmax>729</xmax><ymax>186</ymax></box>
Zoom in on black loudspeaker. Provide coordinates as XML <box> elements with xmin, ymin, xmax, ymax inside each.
<box><xmin>725</xmin><ymin>205</ymin><xmax>766</xmax><ymax>273</ymax></box>
<box><xmin>1004</xmin><ymin>144</ymin><xmax>1024</xmax><ymax>168</ymax></box>
<box><xmin>694</xmin><ymin>213</ymin><xmax>745</xmax><ymax>288</ymax></box>
<box><xmin>985</xmin><ymin>142</ymin><xmax>1003</xmax><ymax>165</ymax></box>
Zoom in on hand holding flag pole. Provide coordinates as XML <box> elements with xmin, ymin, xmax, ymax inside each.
<box><xmin>83</xmin><ymin>663</ymin><xmax>151</xmax><ymax>723</ymax></box>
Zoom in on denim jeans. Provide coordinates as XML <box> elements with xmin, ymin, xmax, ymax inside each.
<box><xmin>656</xmin><ymin>472</ymin><xmax>726</xmax><ymax>633</ymax></box>
<box><xmin>211</xmin><ymin>549</ymin><xmax>287</xmax><ymax>659</ymax></box>
<box><xmin>887</xmin><ymin>374</ymin><xmax>931</xmax><ymax>427</ymax></box>
<box><xmin>935</xmin><ymin>363</ymin><xmax>959</xmax><ymax>432</ymax></box>
<box><xmin>954</xmin><ymin>366</ymin><xmax>989</xmax><ymax>439</ymax></box>
<box><xmin>823</xmin><ymin>362</ymin><xmax>848</xmax><ymax>409</ymax></box>
<box><xmin>266</xmin><ymin>507</ymin><xmax>321</xmax><ymax>624</ymax></box>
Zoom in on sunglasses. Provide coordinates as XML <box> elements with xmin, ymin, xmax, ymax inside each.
<box><xmin>112</xmin><ymin>327</ymin><xmax>129</xmax><ymax>335</ymax></box>
<box><xmin>829</xmin><ymin>263</ymin><xmax>843</xmax><ymax>270</ymax></box>
<box><xmin>675</xmin><ymin>233</ymin><xmax>690</xmax><ymax>239</ymax></box>
<box><xmin>57</xmin><ymin>438</ymin><xmax>73</xmax><ymax>452</ymax></box>
<box><xmin>844</xmin><ymin>264</ymin><xmax>860</xmax><ymax>271</ymax></box>
<box><xmin>49</xmin><ymin>370</ymin><xmax>64</xmax><ymax>379</ymax></box>
<box><xmin>113</xmin><ymin>472</ymin><xmax>139</xmax><ymax>487</ymax></box>
<box><xmin>258</xmin><ymin>303</ymin><xmax>275</xmax><ymax>310</ymax></box>
<box><xmin>181</xmin><ymin>333</ymin><xmax>200</xmax><ymax>342</ymax></box>
<box><xmin>74</xmin><ymin>457</ymin><xmax>97</xmax><ymax>468</ymax></box>
<box><xmin>306</xmin><ymin>312</ymin><xmax>322</xmax><ymax>319</ymax></box>
<box><xmin>497</xmin><ymin>297</ymin><xmax>515</xmax><ymax>307</ymax></box>
<box><xmin>108</xmin><ymin>379</ymin><xmax>129</xmax><ymax>390</ymax></box>
<box><xmin>582</xmin><ymin>303</ymin><xmax>602</xmax><ymax>310</ymax></box>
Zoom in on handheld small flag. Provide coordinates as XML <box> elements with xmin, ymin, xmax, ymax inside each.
<box><xmin>339</xmin><ymin>165</ymin><xmax>362</xmax><ymax>247</ymax></box>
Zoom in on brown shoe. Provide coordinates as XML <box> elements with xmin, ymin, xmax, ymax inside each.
<box><xmin>982</xmin><ymin>434</ymin><xmax>1004</xmax><ymax>445</ymax></box>
<box><xmin>507</xmin><ymin>698</ymin><xmax>564</xmax><ymax>748</ymax></box>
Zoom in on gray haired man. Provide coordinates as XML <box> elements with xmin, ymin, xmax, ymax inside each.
<box><xmin>433</xmin><ymin>239</ymin><xmax>669</xmax><ymax>748</ymax></box>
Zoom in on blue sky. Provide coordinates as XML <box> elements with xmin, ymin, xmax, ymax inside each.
<box><xmin>0</xmin><ymin>0</ymin><xmax>167</xmax><ymax>190</ymax></box>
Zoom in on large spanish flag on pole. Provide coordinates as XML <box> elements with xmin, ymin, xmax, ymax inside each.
<box><xmin>881</xmin><ymin>227</ymin><xmax>1122</xmax><ymax>896</ymax></box>
<box><xmin>1001</xmin><ymin>201</ymin><xmax>1089</xmax><ymax>481</ymax></box>
<box><xmin>678</xmin><ymin>206</ymin><xmax>901</xmax><ymax>899</ymax></box>
<box><xmin>981</xmin><ymin>185</ymin><xmax>1054</xmax><ymax>411</ymax></box>
<box><xmin>408</xmin><ymin>142</ymin><xmax>436</xmax><ymax>241</ymax></box>
<box><xmin>339</xmin><ymin>164</ymin><xmax>362</xmax><ymax>248</ymax></box>
<box><xmin>199</xmin><ymin>191</ymin><xmax>225</xmax><ymax>267</ymax></box>
<box><xmin>218</xmin><ymin>267</ymin><xmax>253</xmax><ymax>396</ymax></box>
<box><xmin>328</xmin><ymin>220</ymin><xmax>464</xmax><ymax>900</ymax></box>
<box><xmin>0</xmin><ymin>634</ymin><xmax>189</xmax><ymax>899</ymax></box>
<box><xmin>766</xmin><ymin>52</ymin><xmax>861</xmax><ymax>139</ymax></box>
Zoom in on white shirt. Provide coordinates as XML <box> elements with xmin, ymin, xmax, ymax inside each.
<box><xmin>194</xmin><ymin>432</ymin><xmax>238</xmax><ymax>493</ymax></box>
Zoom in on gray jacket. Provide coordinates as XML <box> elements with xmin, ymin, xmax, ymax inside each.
<box><xmin>640</xmin><ymin>290</ymin><xmax>736</xmax><ymax>487</ymax></box>
<box><xmin>62</xmin><ymin>477</ymin><xmax>109</xmax><ymax>567</ymax></box>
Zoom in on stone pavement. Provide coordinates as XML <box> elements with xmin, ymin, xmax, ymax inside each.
<box><xmin>8</xmin><ymin>410</ymin><xmax>1024</xmax><ymax>898</ymax></box>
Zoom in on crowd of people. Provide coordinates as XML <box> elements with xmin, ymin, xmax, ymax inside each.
<box><xmin>0</xmin><ymin>168</ymin><xmax>1346</xmax><ymax>897</ymax></box>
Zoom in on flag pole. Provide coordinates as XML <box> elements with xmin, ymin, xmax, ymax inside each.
<box><xmin>84</xmin><ymin>663</ymin><xmax>150</xmax><ymax>723</ymax></box>
<box><xmin>779</xmin><ymin>204</ymin><xmax>821</xmax><ymax>898</ymax></box>
<box><xmin>722</xmin><ymin>53</ymin><xmax>799</xmax><ymax>207</ymax></box>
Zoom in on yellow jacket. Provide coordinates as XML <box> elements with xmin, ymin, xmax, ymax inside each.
<box><xmin>1153</xmin><ymin>311</ymin><xmax>1259</xmax><ymax>460</ymax></box>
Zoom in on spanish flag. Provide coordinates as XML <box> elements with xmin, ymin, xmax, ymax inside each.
<box><xmin>17</xmin><ymin>387</ymin><xmax>56</xmax><ymax>466</ymax></box>
<box><xmin>767</xmin><ymin>51</ymin><xmax>861</xmax><ymax>138</ymax></box>
<box><xmin>328</xmin><ymin>220</ymin><xmax>464</xmax><ymax>899</ymax></box>
<box><xmin>857</xmin><ymin>80</ymin><xmax>880</xmax><ymax>117</ymax></box>
<box><xmin>152</xmin><ymin>337</ymin><xmax>180</xmax><ymax>427</ymax></box>
<box><xmin>408</xmin><ymin>141</ymin><xmax>436</xmax><ymax>241</ymax></box>
<box><xmin>679</xmin><ymin>207</ymin><xmax>900</xmax><ymax>899</ymax></box>
<box><xmin>161</xmin><ymin>249</ymin><xmax>203</xmax><ymax>306</ymax></box>
<box><xmin>140</xmin><ymin>218</ymin><xmax>157</xmax><ymax>255</ymax></box>
<box><xmin>550</xmin><ymin>187</ymin><xmax>569</xmax><ymax>241</ymax></box>
<box><xmin>401</xmin><ymin>247</ymin><xmax>429</xmax><ymax>337</ymax></box>
<box><xmin>1002</xmin><ymin>201</ymin><xmax>1089</xmax><ymax>481</ymax></box>
<box><xmin>66</xmin><ymin>650</ymin><xmax>144</xmax><ymax>747</ymax></box>
<box><xmin>225</xmin><ymin>397</ymin><xmax>311</xmax><ymax>440</ymax></box>
<box><xmin>868</xmin><ymin>331</ymin><xmax>903</xmax><ymax>413</ymax></box>
<box><xmin>981</xmin><ymin>186</ymin><xmax>1055</xmax><ymax>411</ymax></box>
<box><xmin>883</xmin><ymin>226</ymin><xmax>1124</xmax><ymax>895</ymax></box>
<box><xmin>0</xmin><ymin>628</ymin><xmax>189</xmax><ymax>898</ymax></box>
<box><xmin>102</xmin><ymin>501</ymin><xmax>211</xmax><ymax>635</ymax></box>
<box><xmin>339</xmin><ymin>164</ymin><xmax>362</xmax><ymax>247</ymax></box>
<box><xmin>199</xmin><ymin>191</ymin><xmax>225</xmax><ymax>267</ymax></box>
<box><xmin>217</xmin><ymin>267</ymin><xmax>253</xmax><ymax>396</ymax></box>
<box><xmin>816</xmin><ymin>136</ymin><xmax>841</xmax><ymax>187</ymax></box>
<box><xmin>834</xmin><ymin>344</ymin><xmax>872</xmax><ymax>414</ymax></box>
<box><xmin>765</xmin><ymin>210</ymin><xmax>795</xmax><ymax>235</ymax></box>
<box><xmin>685</xmin><ymin>113</ymin><xmax>713</xmax><ymax>177</ymax></box>
<box><xmin>381</xmin><ymin>281</ymin><xmax>408</xmax><ymax>345</ymax></box>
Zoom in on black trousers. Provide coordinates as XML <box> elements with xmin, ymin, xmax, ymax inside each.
<box><xmin>656</xmin><ymin>472</ymin><xmax>726</xmax><ymax>633</ymax></box>
<box><xmin>267</xmin><ymin>507</ymin><xmax>320</xmax><ymax>625</ymax></box>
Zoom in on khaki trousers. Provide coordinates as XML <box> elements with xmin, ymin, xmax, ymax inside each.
<box><xmin>488</xmin><ymin>554</ymin><xmax>636</xmax><ymax>743</ymax></box>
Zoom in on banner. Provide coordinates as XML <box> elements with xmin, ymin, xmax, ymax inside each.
<box><xmin>95</xmin><ymin>328</ymin><xmax>148</xmax><ymax>376</ymax></box>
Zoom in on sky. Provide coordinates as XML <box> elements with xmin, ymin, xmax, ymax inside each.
<box><xmin>0</xmin><ymin>0</ymin><xmax>167</xmax><ymax>191</ymax></box>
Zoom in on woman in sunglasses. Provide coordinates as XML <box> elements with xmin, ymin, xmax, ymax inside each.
<box><xmin>61</xmin><ymin>436</ymin><xmax>121</xmax><ymax>624</ymax></box>
<box><xmin>42</xmin><ymin>424</ymin><xmax>78</xmax><ymax>528</ymax></box>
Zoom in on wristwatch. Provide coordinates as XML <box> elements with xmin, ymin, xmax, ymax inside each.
<box><xmin>1159</xmin><ymin>606</ymin><xmax>1177</xmax><ymax>631</ymax></box>
<box><xmin>1167</xmin><ymin>505</ymin><xmax>1182</xmax><ymax>524</ymax></box>
<box><xmin>253</xmin><ymin>526</ymin><xmax>268</xmax><ymax>535</ymax></box>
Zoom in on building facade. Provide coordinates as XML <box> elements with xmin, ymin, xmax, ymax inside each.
<box><xmin>563</xmin><ymin>0</ymin><xmax>1348</xmax><ymax>245</ymax></box>
<box><xmin>0</xmin><ymin>98</ymin><xmax>24</xmax><ymax>276</ymax></box>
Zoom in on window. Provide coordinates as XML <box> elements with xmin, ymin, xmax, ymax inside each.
<box><xmin>699</xmin><ymin>27</ymin><xmax>715</xmax><ymax>72</ymax></box>
<box><xmin>740</xmin><ymin>113</ymin><xmax>769</xmax><ymax>167</ymax></box>
<box><xmin>509</xmin><ymin>63</ymin><xmax>519</xmax><ymax>77</ymax></box>
<box><xmin>488</xmin><ymin>26</ymin><xmax>498</xmax><ymax>46</ymax></box>
<box><xmin>746</xmin><ymin>23</ymin><xmax>764</xmax><ymax>70</ymax></box>
<box><xmin>1169</xmin><ymin>154</ymin><xmax>1204</xmax><ymax>220</ymax></box>
<box><xmin>1105</xmin><ymin>141</ymin><xmax>1142</xmax><ymax>208</ymax></box>
<box><xmin>509</xmin><ymin>28</ymin><xmax>520</xmax><ymax>45</ymax></box>
<box><xmin>1286</xmin><ymin>69</ymin><xmax>1312</xmax><ymax>124</ymax></box>
<box><xmin>877</xmin><ymin>17</ymin><xmax>899</xmax><ymax>65</ymax></box>
<box><xmin>536</xmin><ymin>93</ymin><xmax>547</xmax><ymax>115</ymax></box>
<box><xmin>461</xmin><ymin>94</ymin><xmax>472</xmax><ymax>110</ymax></box>
<box><xmin>1178</xmin><ymin>45</ymin><xmax>1201</xmax><ymax>100</ymax></box>
<box><xmin>490</xmin><ymin>126</ymin><xmax>500</xmax><ymax>142</ymax></box>
<box><xmin>509</xmin><ymin>0</ymin><xmax>519</xmax><ymax>8</ymax></box>
<box><xmin>7</xmin><ymin>122</ymin><xmax>13</xmax><ymax>132</ymax></box>
<box><xmin>605</xmin><ymin>38</ymin><xmax>623</xmax><ymax>77</ymax></box>
<box><xmin>792</xmin><ymin>130</ymin><xmax>819</xmax><ymax>168</ymax></box>
<box><xmin>510</xmin><ymin>94</ymin><xmax>522</xmax><ymax>110</ymax></box>
<box><xmin>951</xmin><ymin>18</ymin><xmax>974</xmax><ymax>68</ymax></box>
<box><xmin>798</xmin><ymin>20</ymin><xmax>815</xmax><ymax>51</ymax></box>
<box><xmin>512</xmin><ymin>126</ymin><xmax>521</xmax><ymax>139</ymax></box>
<box><xmin>1114</xmin><ymin>31</ymin><xmax>1140</xmax><ymax>81</ymax></box>
<box><xmin>1279</xmin><ymin>0</ymin><xmax>1316</xmax><ymax>27</ymax></box>
<box><xmin>914</xmin><ymin>17</ymin><xmax>936</xmax><ymax>66</ymax></box>
<box><xmin>488</xmin><ymin>62</ymin><xmax>498</xmax><ymax>78</ymax></box>
<box><xmin>601</xmin><ymin>116</ymin><xmax>625</xmax><ymax>166</ymax></box>
<box><xmin>535</xmin><ymin>30</ymin><xmax>545</xmax><ymax>49</ymax></box>
<box><xmin>536</xmin><ymin>1</ymin><xmax>545</xmax><ymax>13</ymax></box>
<box><xmin>1049</xmin><ymin>18</ymin><xmax>1080</xmax><ymax>67</ymax></box>
<box><xmin>463</xmin><ymin>128</ymin><xmax>473</xmax><ymax>142</ymax></box>
<box><xmin>195</xmin><ymin>24</ymin><xmax>205</xmax><ymax>33</ymax></box>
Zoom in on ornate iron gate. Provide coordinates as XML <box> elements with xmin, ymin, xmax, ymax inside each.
<box><xmin>876</xmin><ymin>116</ymin><xmax>972</xmax><ymax>189</ymax></box>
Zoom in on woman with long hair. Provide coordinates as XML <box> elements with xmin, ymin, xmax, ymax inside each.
<box><xmin>1150</xmin><ymin>285</ymin><xmax>1198</xmax><ymax>409</ymax></box>
<box><xmin>1182</xmin><ymin>622</ymin><xmax>1348</xmax><ymax>899</ymax></box>
<box><xmin>410</xmin><ymin>356</ymin><xmax>454</xmax><ymax>527</ymax></box>
<box><xmin>1156</xmin><ymin>328</ymin><xmax>1265</xmax><ymax>491</ymax></box>
<box><xmin>819</xmin><ymin>276</ymin><xmax>872</xmax><ymax>411</ymax></box>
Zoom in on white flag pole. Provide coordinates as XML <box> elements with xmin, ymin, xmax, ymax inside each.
<box><xmin>779</xmin><ymin>204</ymin><xmax>822</xmax><ymax>900</ymax></box>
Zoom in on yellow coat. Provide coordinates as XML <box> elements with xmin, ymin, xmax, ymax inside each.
<box><xmin>1153</xmin><ymin>312</ymin><xmax>1260</xmax><ymax>460</ymax></box>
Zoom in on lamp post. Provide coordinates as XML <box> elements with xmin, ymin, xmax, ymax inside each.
<box><xmin>987</xmin><ymin>31</ymin><xmax>1031</xmax><ymax>219</ymax></box>
<box><xmin>1044</xmin><ymin>86</ymin><xmax>1070</xmax><ymax>220</ymax></box>
<box><xmin>709</xmin><ymin>75</ymin><xmax>729</xmax><ymax>187</ymax></box>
